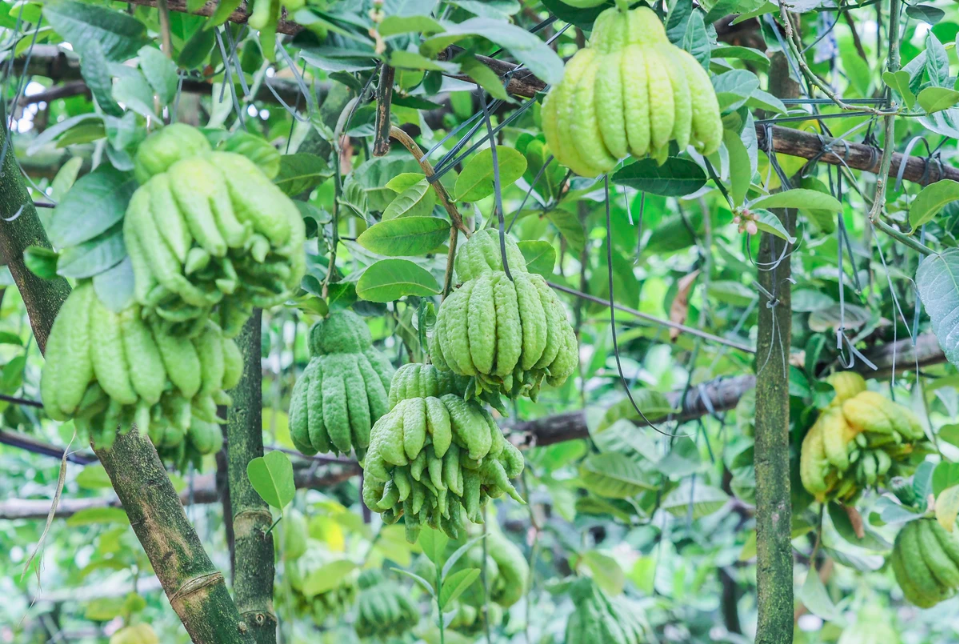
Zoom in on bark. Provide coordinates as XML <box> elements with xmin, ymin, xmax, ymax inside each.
<box><xmin>226</xmin><ymin>311</ymin><xmax>277</xmax><ymax>643</ymax></box>
<box><xmin>372</xmin><ymin>65</ymin><xmax>395</xmax><ymax>157</ymax></box>
<box><xmin>753</xmin><ymin>53</ymin><xmax>799</xmax><ymax>644</ymax></box>
<box><xmin>96</xmin><ymin>431</ymin><xmax>254</xmax><ymax>644</ymax></box>
<box><xmin>0</xmin><ymin>123</ymin><xmax>253</xmax><ymax>643</ymax></box>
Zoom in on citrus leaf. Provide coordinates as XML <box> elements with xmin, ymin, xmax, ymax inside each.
<box><xmin>611</xmin><ymin>157</ymin><xmax>706</xmax><ymax>197</ymax></box>
<box><xmin>356</xmin><ymin>259</ymin><xmax>441</xmax><ymax>302</ymax></box>
<box><xmin>455</xmin><ymin>146</ymin><xmax>527</xmax><ymax>203</ymax></box>
<box><xmin>579</xmin><ymin>452</ymin><xmax>657</xmax><ymax>499</ymax></box>
<box><xmin>247</xmin><ymin>451</ymin><xmax>294</xmax><ymax>509</ymax></box>
<box><xmin>356</xmin><ymin>216</ymin><xmax>450</xmax><ymax>256</ymax></box>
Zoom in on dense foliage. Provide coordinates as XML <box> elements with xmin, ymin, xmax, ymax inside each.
<box><xmin>5</xmin><ymin>0</ymin><xmax>959</xmax><ymax>643</ymax></box>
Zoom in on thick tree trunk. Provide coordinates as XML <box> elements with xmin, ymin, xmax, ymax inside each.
<box><xmin>227</xmin><ymin>311</ymin><xmax>277</xmax><ymax>643</ymax></box>
<box><xmin>753</xmin><ymin>52</ymin><xmax>799</xmax><ymax>644</ymax></box>
<box><xmin>96</xmin><ymin>432</ymin><xmax>254</xmax><ymax>643</ymax></box>
<box><xmin>0</xmin><ymin>124</ymin><xmax>253</xmax><ymax>643</ymax></box>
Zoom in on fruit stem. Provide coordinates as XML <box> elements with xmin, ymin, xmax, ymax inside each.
<box><xmin>615</xmin><ymin>0</ymin><xmax>629</xmax><ymax>11</ymax></box>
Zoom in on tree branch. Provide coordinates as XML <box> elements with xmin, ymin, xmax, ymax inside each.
<box><xmin>226</xmin><ymin>312</ymin><xmax>277</xmax><ymax>644</ymax></box>
<box><xmin>0</xmin><ymin>114</ymin><xmax>253</xmax><ymax>644</ymax></box>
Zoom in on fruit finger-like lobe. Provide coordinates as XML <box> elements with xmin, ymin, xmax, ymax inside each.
<box><xmin>306</xmin><ymin>359</ymin><xmax>333</xmax><ymax>454</ymax></box>
<box><xmin>878</xmin><ymin>396</ymin><xmax>925</xmax><ymax>441</ymax></box>
<box><xmin>153</xmin><ymin>328</ymin><xmax>202</xmax><ymax>398</ymax></box>
<box><xmin>425</xmin><ymin>396</ymin><xmax>452</xmax><ymax>457</ymax></box>
<box><xmin>195</xmin><ymin>323</ymin><xmax>226</xmax><ymax>396</ymax></box>
<box><xmin>443</xmin><ymin>282</ymin><xmax>475</xmax><ymax>375</ymax></box>
<box><xmin>491</xmin><ymin>273</ymin><xmax>522</xmax><ymax>378</ymax></box>
<box><xmin>820</xmin><ymin>408</ymin><xmax>851</xmax><ymax>472</ymax></box>
<box><xmin>119</xmin><ymin>308</ymin><xmax>167</xmax><ymax>406</ymax></box>
<box><xmin>443</xmin><ymin>394</ymin><xmax>492</xmax><ymax>461</ymax></box>
<box><xmin>657</xmin><ymin>45</ymin><xmax>692</xmax><ymax>151</ymax></box>
<box><xmin>454</xmin><ymin>229</ymin><xmax>528</xmax><ymax>283</ymax></box>
<box><xmin>467</xmin><ymin>272</ymin><xmax>497</xmax><ymax>374</ymax></box>
<box><xmin>842</xmin><ymin>392</ymin><xmax>895</xmax><ymax>434</ymax></box>
<box><xmin>626</xmin><ymin>6</ymin><xmax>668</xmax><ymax>46</ymax></box>
<box><xmin>289</xmin><ymin>361</ymin><xmax>315</xmax><ymax>455</ymax></box>
<box><xmin>51</xmin><ymin>284</ymin><xmax>95</xmax><ymax>416</ymax></box>
<box><xmin>571</xmin><ymin>53</ymin><xmax>617</xmax><ymax>174</ymax></box>
<box><xmin>546</xmin><ymin>322</ymin><xmax>579</xmax><ymax>387</ymax></box>
<box><xmin>674</xmin><ymin>49</ymin><xmax>722</xmax><ymax>156</ymax></box>
<box><xmin>402</xmin><ymin>396</ymin><xmax>427</xmax><ymax>460</ymax></box>
<box><xmin>221</xmin><ymin>337</ymin><xmax>244</xmax><ymax>390</ymax></box>
<box><xmin>594</xmin><ymin>49</ymin><xmax>628</xmax><ymax>161</ymax></box>
<box><xmin>429</xmin><ymin>305</ymin><xmax>451</xmax><ymax>372</ymax></box>
<box><xmin>212</xmin><ymin>152</ymin><xmax>295</xmax><ymax>246</ymax></box>
<box><xmin>134</xmin><ymin>124</ymin><xmax>212</xmax><ymax>184</ymax></box>
<box><xmin>376</xmin><ymin>405</ymin><xmax>408</xmax><ymax>467</ymax></box>
<box><xmin>552</xmin><ymin>50</ymin><xmax>605</xmax><ymax>178</ymax></box>
<box><xmin>124</xmin><ymin>226</ymin><xmax>157</xmax><ymax>306</ymax></box>
<box><xmin>321</xmin><ymin>359</ymin><xmax>352</xmax><ymax>454</ymax></box>
<box><xmin>643</xmin><ymin>47</ymin><xmax>675</xmax><ymax>156</ymax></box>
<box><xmin>621</xmin><ymin>44</ymin><xmax>651</xmax><ymax>158</ymax></box>
<box><xmin>357</xmin><ymin>353</ymin><xmax>390</xmax><ymax>421</ymax></box>
<box><xmin>919</xmin><ymin>519</ymin><xmax>959</xmax><ymax>589</ymax></box>
<box><xmin>148</xmin><ymin>174</ymin><xmax>192</xmax><ymax>264</ymax></box>
<box><xmin>90</xmin><ymin>295</ymin><xmax>138</xmax><ymax>406</ymax></box>
<box><xmin>343</xmin><ymin>359</ymin><xmax>373</xmax><ymax>450</ymax></box>
<box><xmin>800</xmin><ymin>423</ymin><xmax>830</xmax><ymax>498</ymax></box>
<box><xmin>444</xmin><ymin>443</ymin><xmax>463</xmax><ymax>496</ymax></box>
<box><xmin>931</xmin><ymin>519</ymin><xmax>959</xmax><ymax>569</ymax></box>
<box><xmin>826</xmin><ymin>371</ymin><xmax>867</xmax><ymax>406</ymax></box>
<box><xmin>514</xmin><ymin>272</ymin><xmax>548</xmax><ymax>371</ymax></box>
<box><xmin>167</xmin><ymin>158</ymin><xmax>229</xmax><ymax>257</ymax></box>
<box><xmin>900</xmin><ymin>522</ymin><xmax>950</xmax><ymax>605</ymax></box>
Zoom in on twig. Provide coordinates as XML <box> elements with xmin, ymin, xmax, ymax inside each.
<box><xmin>372</xmin><ymin>66</ymin><xmax>395</xmax><ymax>157</ymax></box>
<box><xmin>868</xmin><ymin>0</ymin><xmax>902</xmax><ymax>224</ymax></box>
<box><xmin>872</xmin><ymin>219</ymin><xmax>933</xmax><ymax>255</ymax></box>
<box><xmin>156</xmin><ymin>0</ymin><xmax>173</xmax><ymax>60</ymax></box>
<box><xmin>547</xmin><ymin>281</ymin><xmax>755</xmax><ymax>354</ymax></box>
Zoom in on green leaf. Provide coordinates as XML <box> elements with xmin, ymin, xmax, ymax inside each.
<box><xmin>595</xmin><ymin>391</ymin><xmax>674</xmax><ymax>432</ymax></box>
<box><xmin>538</xmin><ymin>0</ymin><xmax>613</xmax><ymax>30</ymax></box>
<box><xmin>205</xmin><ymin>0</ymin><xmax>244</xmax><ymax>29</ymax></box>
<box><xmin>750</xmin><ymin>188</ymin><xmax>843</xmax><ymax>214</ymax></box>
<box><xmin>79</xmin><ymin>40</ymin><xmax>122</xmax><ymax>117</ymax></box>
<box><xmin>826</xmin><ymin>502</ymin><xmax>890</xmax><ymax>550</ymax></box>
<box><xmin>112</xmin><ymin>73</ymin><xmax>157</xmax><ymax>119</ymax></box>
<box><xmin>221</xmin><ymin>132</ymin><xmax>281</xmax><ymax>179</ymax></box>
<box><xmin>383</xmin><ymin>177</ymin><xmax>436</xmax><ymax>220</ymax></box>
<box><xmin>76</xmin><ymin>465</ymin><xmax>113</xmax><ymax>489</ymax></box>
<box><xmin>611</xmin><ymin>157</ymin><xmax>706</xmax><ymax>197</ymax></box>
<box><xmin>24</xmin><ymin>246</ymin><xmax>59</xmax><ymax>280</ymax></box>
<box><xmin>439</xmin><ymin>568</ymin><xmax>481</xmax><ymax>608</ymax></box>
<box><xmin>138</xmin><ymin>46</ymin><xmax>178</xmax><ymax>105</ymax></box>
<box><xmin>57</xmin><ymin>225</ymin><xmax>126</xmax><ymax>279</ymax></box>
<box><xmin>66</xmin><ymin>507</ymin><xmax>130</xmax><ymax>526</ymax></box>
<box><xmin>93</xmin><ymin>256</ymin><xmax>135</xmax><ymax>312</ymax></box>
<box><xmin>392</xmin><ymin>568</ymin><xmax>436</xmax><ymax>596</ymax></box>
<box><xmin>681</xmin><ymin>11</ymin><xmax>709</xmax><ymax>68</ymax></box>
<box><xmin>917</xmin><ymin>248</ymin><xmax>959</xmax><ymax>369</ymax></box>
<box><xmin>178</xmin><ymin>23</ymin><xmax>216</xmax><ymax>69</ymax></box>
<box><xmin>840</xmin><ymin>46</ymin><xmax>871</xmax><ymax>97</ymax></box>
<box><xmin>302</xmin><ymin>560</ymin><xmax>357</xmax><ymax>597</ymax></box>
<box><xmin>907</xmin><ymin>3</ymin><xmax>945</xmax><ymax>24</ymax></box>
<box><xmin>44</xmin><ymin>0</ymin><xmax>148</xmax><ymax>61</ymax></box>
<box><xmin>580</xmin><ymin>550</ymin><xmax>625</xmax><ymax>595</ymax></box>
<box><xmin>274</xmin><ymin>154</ymin><xmax>333</xmax><ymax>196</ymax></box>
<box><xmin>661</xmin><ymin>480</ymin><xmax>729</xmax><ymax>519</ymax></box>
<box><xmin>356</xmin><ymin>259</ymin><xmax>441</xmax><ymax>302</ymax></box>
<box><xmin>800</xmin><ymin>565</ymin><xmax>841</xmax><ymax>621</ymax></box>
<box><xmin>390</xmin><ymin>50</ymin><xmax>458</xmax><ymax>72</ymax></box>
<box><xmin>745</xmin><ymin>88</ymin><xmax>787</xmax><ymax>114</ymax></box>
<box><xmin>723</xmin><ymin>129</ymin><xmax>750</xmax><ymax>207</ymax></box>
<box><xmin>49</xmin><ymin>166</ymin><xmax>137</xmax><ymax>248</ymax></box>
<box><xmin>933</xmin><ymin>462</ymin><xmax>959</xmax><ymax>496</ymax></box>
<box><xmin>457</xmin><ymin>53</ymin><xmax>511</xmax><ymax>101</ymax></box>
<box><xmin>937</xmin><ymin>486</ymin><xmax>959</xmax><ymax>532</ymax></box>
<box><xmin>882</xmin><ymin>70</ymin><xmax>917</xmax><ymax>109</ymax></box>
<box><xmin>712</xmin><ymin>69</ymin><xmax>759</xmax><ymax>112</ymax></box>
<box><xmin>707</xmin><ymin>280</ymin><xmax>755</xmax><ymax>306</ymax></box>
<box><xmin>420</xmin><ymin>18</ymin><xmax>565</xmax><ymax>85</ymax></box>
<box><xmin>579</xmin><ymin>452</ymin><xmax>657</xmax><ymax>499</ymax></box>
<box><xmin>546</xmin><ymin>208</ymin><xmax>585</xmax><ymax>252</ymax></box>
<box><xmin>910</xmin><ymin>179</ymin><xmax>959</xmax><ymax>228</ymax></box>
<box><xmin>517</xmin><ymin>240</ymin><xmax>555</xmax><ymax>277</ymax></box>
<box><xmin>454</xmin><ymin>146</ymin><xmax>527</xmax><ymax>203</ymax></box>
<box><xmin>50</xmin><ymin>157</ymin><xmax>84</xmax><ymax>202</ymax></box>
<box><xmin>591</xmin><ymin>419</ymin><xmax>661</xmax><ymax>462</ymax></box>
<box><xmin>919</xmin><ymin>86</ymin><xmax>959</xmax><ymax>114</ymax></box>
<box><xmin>418</xmin><ymin>527</ymin><xmax>450</xmax><ymax>568</ymax></box>
<box><xmin>379</xmin><ymin>14</ymin><xmax>445</xmax><ymax>37</ymax></box>
<box><xmin>357</xmin><ymin>216</ymin><xmax>450</xmax><ymax>256</ymax></box>
<box><xmin>711</xmin><ymin>45</ymin><xmax>770</xmax><ymax>71</ymax></box>
<box><xmin>246</xmin><ymin>451</ymin><xmax>295</xmax><ymax>509</ymax></box>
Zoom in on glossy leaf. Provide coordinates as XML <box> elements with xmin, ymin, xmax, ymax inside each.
<box><xmin>356</xmin><ymin>259</ymin><xmax>441</xmax><ymax>302</ymax></box>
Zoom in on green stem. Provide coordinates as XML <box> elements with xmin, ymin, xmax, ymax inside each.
<box><xmin>873</xmin><ymin>219</ymin><xmax>934</xmax><ymax>255</ymax></box>
<box><xmin>0</xmin><ymin>122</ymin><xmax>252</xmax><ymax>643</ymax></box>
<box><xmin>227</xmin><ymin>311</ymin><xmax>278</xmax><ymax>644</ymax></box>
<box><xmin>753</xmin><ymin>52</ymin><xmax>796</xmax><ymax>644</ymax></box>
<box><xmin>868</xmin><ymin>0</ymin><xmax>901</xmax><ymax>224</ymax></box>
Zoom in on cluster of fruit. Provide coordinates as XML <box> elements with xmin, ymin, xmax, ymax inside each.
<box><xmin>542</xmin><ymin>5</ymin><xmax>722</xmax><ymax>176</ymax></box>
<box><xmin>126</xmin><ymin>124</ymin><xmax>305</xmax><ymax>338</ymax></box>
<box><xmin>41</xmin><ymin>282</ymin><xmax>241</xmax><ymax>455</ymax></box>
<box><xmin>362</xmin><ymin>364</ymin><xmax>525</xmax><ymax>543</ymax></box>
<box><xmin>431</xmin><ymin>230</ymin><xmax>577</xmax><ymax>401</ymax></box>
<box><xmin>353</xmin><ymin>569</ymin><xmax>421</xmax><ymax>639</ymax></box>
<box><xmin>800</xmin><ymin>372</ymin><xmax>931</xmax><ymax>502</ymax></box>
<box><xmin>289</xmin><ymin>310</ymin><xmax>395</xmax><ymax>459</ymax></box>
<box><xmin>564</xmin><ymin>577</ymin><xmax>649</xmax><ymax>643</ymax></box>
<box><xmin>891</xmin><ymin>519</ymin><xmax>959</xmax><ymax>608</ymax></box>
